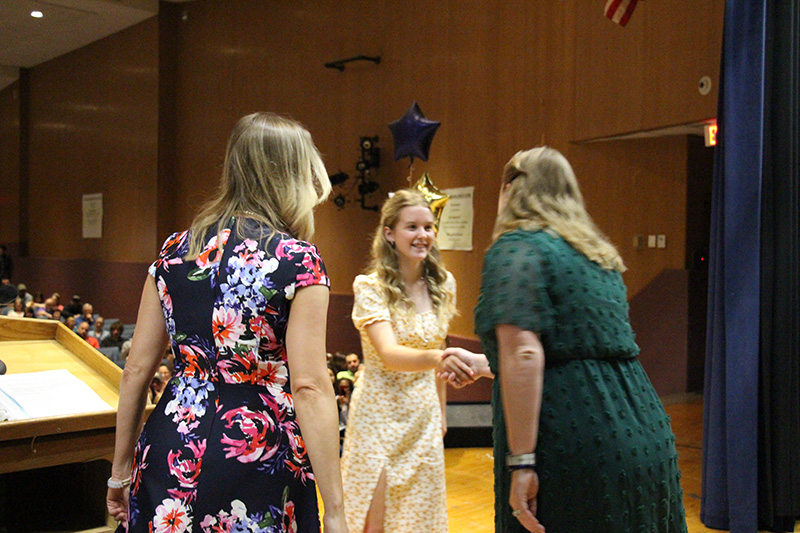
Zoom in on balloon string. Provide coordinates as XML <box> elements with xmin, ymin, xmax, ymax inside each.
<box><xmin>406</xmin><ymin>159</ymin><xmax>415</xmax><ymax>185</ymax></box>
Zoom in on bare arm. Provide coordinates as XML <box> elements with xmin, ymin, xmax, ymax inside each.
<box><xmin>497</xmin><ymin>324</ymin><xmax>546</xmax><ymax>533</ymax></box>
<box><xmin>286</xmin><ymin>285</ymin><xmax>347</xmax><ymax>532</ymax></box>
<box><xmin>107</xmin><ymin>276</ymin><xmax>170</xmax><ymax>523</ymax></box>
<box><xmin>364</xmin><ymin>320</ymin><xmax>443</xmax><ymax>372</ymax></box>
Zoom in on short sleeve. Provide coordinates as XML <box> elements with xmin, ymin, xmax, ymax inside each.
<box><xmin>474</xmin><ymin>233</ymin><xmax>555</xmax><ymax>341</ymax></box>
<box><xmin>148</xmin><ymin>230</ymin><xmax>189</xmax><ymax>277</ymax></box>
<box><xmin>351</xmin><ymin>274</ymin><xmax>391</xmax><ymax>331</ymax></box>
<box><xmin>276</xmin><ymin>240</ymin><xmax>330</xmax><ymax>299</ymax></box>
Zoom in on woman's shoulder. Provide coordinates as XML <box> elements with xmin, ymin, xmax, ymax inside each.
<box><xmin>353</xmin><ymin>272</ymin><xmax>380</xmax><ymax>290</ymax></box>
<box><xmin>488</xmin><ymin>229</ymin><xmax>551</xmax><ymax>260</ymax></box>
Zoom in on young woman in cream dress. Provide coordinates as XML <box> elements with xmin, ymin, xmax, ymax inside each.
<box><xmin>341</xmin><ymin>190</ymin><xmax>470</xmax><ymax>532</ymax></box>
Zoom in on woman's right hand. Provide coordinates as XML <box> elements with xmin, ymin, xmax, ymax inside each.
<box><xmin>438</xmin><ymin>347</ymin><xmax>493</xmax><ymax>386</ymax></box>
<box><xmin>106</xmin><ymin>486</ymin><xmax>129</xmax><ymax>527</ymax></box>
<box><xmin>322</xmin><ymin>509</ymin><xmax>349</xmax><ymax>532</ymax></box>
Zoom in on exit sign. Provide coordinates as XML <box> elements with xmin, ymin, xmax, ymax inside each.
<box><xmin>704</xmin><ymin>122</ymin><xmax>718</xmax><ymax>146</ymax></box>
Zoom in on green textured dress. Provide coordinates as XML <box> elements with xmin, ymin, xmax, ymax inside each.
<box><xmin>475</xmin><ymin>230</ymin><xmax>687</xmax><ymax>533</ymax></box>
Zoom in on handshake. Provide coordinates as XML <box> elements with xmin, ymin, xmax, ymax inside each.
<box><xmin>437</xmin><ymin>347</ymin><xmax>494</xmax><ymax>388</ymax></box>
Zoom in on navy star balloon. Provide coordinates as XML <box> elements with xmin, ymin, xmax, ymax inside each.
<box><xmin>388</xmin><ymin>102</ymin><xmax>441</xmax><ymax>162</ymax></box>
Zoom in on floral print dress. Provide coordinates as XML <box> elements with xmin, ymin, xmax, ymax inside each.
<box><xmin>125</xmin><ymin>218</ymin><xmax>329</xmax><ymax>533</ymax></box>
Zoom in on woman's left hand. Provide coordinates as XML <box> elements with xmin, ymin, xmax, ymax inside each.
<box><xmin>509</xmin><ymin>469</ymin><xmax>545</xmax><ymax>533</ymax></box>
<box><xmin>106</xmin><ymin>486</ymin><xmax>129</xmax><ymax>527</ymax></box>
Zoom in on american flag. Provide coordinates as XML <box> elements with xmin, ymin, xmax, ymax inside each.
<box><xmin>604</xmin><ymin>0</ymin><xmax>640</xmax><ymax>27</ymax></box>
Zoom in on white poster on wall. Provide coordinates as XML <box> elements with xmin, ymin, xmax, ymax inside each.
<box><xmin>438</xmin><ymin>186</ymin><xmax>473</xmax><ymax>251</ymax></box>
<box><xmin>82</xmin><ymin>193</ymin><xmax>103</xmax><ymax>239</ymax></box>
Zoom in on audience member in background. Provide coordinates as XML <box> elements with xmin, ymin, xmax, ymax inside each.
<box><xmin>0</xmin><ymin>244</ymin><xmax>13</xmax><ymax>282</ymax></box>
<box><xmin>76</xmin><ymin>321</ymin><xmax>100</xmax><ymax>348</ymax></box>
<box><xmin>148</xmin><ymin>370</ymin><xmax>165</xmax><ymax>405</ymax></box>
<box><xmin>17</xmin><ymin>284</ymin><xmax>33</xmax><ymax>307</ymax></box>
<box><xmin>52</xmin><ymin>309</ymin><xmax>62</xmax><ymax>322</ymax></box>
<box><xmin>345</xmin><ymin>352</ymin><xmax>361</xmax><ymax>384</ymax></box>
<box><xmin>23</xmin><ymin>306</ymin><xmax>36</xmax><ymax>318</ymax></box>
<box><xmin>157</xmin><ymin>360</ymin><xmax>174</xmax><ymax>385</ymax></box>
<box><xmin>35</xmin><ymin>298</ymin><xmax>57</xmax><ymax>320</ymax></box>
<box><xmin>74</xmin><ymin>303</ymin><xmax>95</xmax><ymax>328</ymax></box>
<box><xmin>101</xmin><ymin>321</ymin><xmax>126</xmax><ymax>349</ymax></box>
<box><xmin>64</xmin><ymin>294</ymin><xmax>82</xmax><ymax>317</ymax></box>
<box><xmin>6</xmin><ymin>298</ymin><xmax>25</xmax><ymax>318</ymax></box>
<box><xmin>89</xmin><ymin>316</ymin><xmax>108</xmax><ymax>342</ymax></box>
<box><xmin>64</xmin><ymin>315</ymin><xmax>77</xmax><ymax>331</ymax></box>
<box><xmin>335</xmin><ymin>375</ymin><xmax>354</xmax><ymax>428</ymax></box>
<box><xmin>117</xmin><ymin>339</ymin><xmax>132</xmax><ymax>368</ymax></box>
<box><xmin>51</xmin><ymin>292</ymin><xmax>63</xmax><ymax>312</ymax></box>
<box><xmin>329</xmin><ymin>351</ymin><xmax>348</xmax><ymax>376</ymax></box>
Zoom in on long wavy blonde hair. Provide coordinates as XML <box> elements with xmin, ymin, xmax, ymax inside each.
<box><xmin>185</xmin><ymin>112</ymin><xmax>331</xmax><ymax>260</ymax></box>
<box><xmin>368</xmin><ymin>189</ymin><xmax>456</xmax><ymax>322</ymax></box>
<box><xmin>493</xmin><ymin>147</ymin><xmax>625</xmax><ymax>271</ymax></box>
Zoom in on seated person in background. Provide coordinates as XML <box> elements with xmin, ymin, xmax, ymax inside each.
<box><xmin>35</xmin><ymin>298</ymin><xmax>57</xmax><ymax>319</ymax></box>
<box><xmin>74</xmin><ymin>303</ymin><xmax>95</xmax><ymax>328</ymax></box>
<box><xmin>64</xmin><ymin>315</ymin><xmax>77</xmax><ymax>331</ymax></box>
<box><xmin>89</xmin><ymin>316</ymin><xmax>108</xmax><ymax>342</ymax></box>
<box><xmin>149</xmin><ymin>371</ymin><xmax>165</xmax><ymax>405</ymax></box>
<box><xmin>335</xmin><ymin>376</ymin><xmax>354</xmax><ymax>428</ymax></box>
<box><xmin>330</xmin><ymin>351</ymin><xmax>348</xmax><ymax>376</ymax></box>
<box><xmin>117</xmin><ymin>339</ymin><xmax>132</xmax><ymax>369</ymax></box>
<box><xmin>76</xmin><ymin>321</ymin><xmax>100</xmax><ymax>349</ymax></box>
<box><xmin>23</xmin><ymin>306</ymin><xmax>36</xmax><ymax>318</ymax></box>
<box><xmin>6</xmin><ymin>297</ymin><xmax>25</xmax><ymax>317</ymax></box>
<box><xmin>51</xmin><ymin>292</ymin><xmax>63</xmax><ymax>312</ymax></box>
<box><xmin>101</xmin><ymin>321</ymin><xmax>125</xmax><ymax>348</ymax></box>
<box><xmin>51</xmin><ymin>309</ymin><xmax>62</xmax><ymax>322</ymax></box>
<box><xmin>158</xmin><ymin>360</ymin><xmax>174</xmax><ymax>385</ymax></box>
<box><xmin>64</xmin><ymin>294</ymin><xmax>82</xmax><ymax>317</ymax></box>
<box><xmin>17</xmin><ymin>284</ymin><xmax>33</xmax><ymax>307</ymax></box>
<box><xmin>345</xmin><ymin>352</ymin><xmax>362</xmax><ymax>384</ymax></box>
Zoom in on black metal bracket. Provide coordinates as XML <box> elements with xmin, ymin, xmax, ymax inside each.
<box><xmin>324</xmin><ymin>55</ymin><xmax>381</xmax><ymax>72</ymax></box>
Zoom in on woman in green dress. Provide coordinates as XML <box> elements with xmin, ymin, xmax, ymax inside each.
<box><xmin>442</xmin><ymin>147</ymin><xmax>687</xmax><ymax>533</ymax></box>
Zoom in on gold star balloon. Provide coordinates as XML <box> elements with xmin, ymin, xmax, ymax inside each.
<box><xmin>413</xmin><ymin>173</ymin><xmax>450</xmax><ymax>230</ymax></box>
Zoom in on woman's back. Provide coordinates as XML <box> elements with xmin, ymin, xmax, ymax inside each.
<box><xmin>126</xmin><ymin>218</ymin><xmax>329</xmax><ymax>532</ymax></box>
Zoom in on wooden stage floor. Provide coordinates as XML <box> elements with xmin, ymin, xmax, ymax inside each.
<box><xmin>442</xmin><ymin>394</ymin><xmax>799</xmax><ymax>533</ymax></box>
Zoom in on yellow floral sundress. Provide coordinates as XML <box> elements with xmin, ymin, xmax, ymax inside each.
<box><xmin>341</xmin><ymin>271</ymin><xmax>455</xmax><ymax>532</ymax></box>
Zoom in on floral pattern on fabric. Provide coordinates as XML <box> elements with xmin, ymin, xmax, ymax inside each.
<box><xmin>128</xmin><ymin>219</ymin><xmax>328</xmax><ymax>532</ymax></box>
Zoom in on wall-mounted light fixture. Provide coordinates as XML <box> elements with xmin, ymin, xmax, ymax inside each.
<box><xmin>331</xmin><ymin>136</ymin><xmax>381</xmax><ymax>211</ymax></box>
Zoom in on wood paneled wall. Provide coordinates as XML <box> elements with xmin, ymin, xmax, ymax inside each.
<box><xmin>7</xmin><ymin>0</ymin><xmax>719</xmax><ymax>339</ymax></box>
<box><xmin>0</xmin><ymin>82</ymin><xmax>21</xmax><ymax>249</ymax></box>
<box><xmin>26</xmin><ymin>18</ymin><xmax>159</xmax><ymax>263</ymax></box>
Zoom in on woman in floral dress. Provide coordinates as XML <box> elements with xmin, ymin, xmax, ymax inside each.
<box><xmin>107</xmin><ymin>113</ymin><xmax>348</xmax><ymax>533</ymax></box>
<box><xmin>340</xmin><ymin>190</ymin><xmax>473</xmax><ymax>532</ymax></box>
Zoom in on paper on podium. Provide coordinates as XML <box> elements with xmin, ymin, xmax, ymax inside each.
<box><xmin>0</xmin><ymin>369</ymin><xmax>114</xmax><ymax>421</ymax></box>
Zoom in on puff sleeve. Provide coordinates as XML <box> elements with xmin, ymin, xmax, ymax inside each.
<box><xmin>351</xmin><ymin>274</ymin><xmax>391</xmax><ymax>331</ymax></box>
<box><xmin>474</xmin><ymin>233</ymin><xmax>555</xmax><ymax>364</ymax></box>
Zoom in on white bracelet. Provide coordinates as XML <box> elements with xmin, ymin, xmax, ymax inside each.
<box><xmin>107</xmin><ymin>476</ymin><xmax>131</xmax><ymax>489</ymax></box>
<box><xmin>506</xmin><ymin>452</ymin><xmax>537</xmax><ymax>469</ymax></box>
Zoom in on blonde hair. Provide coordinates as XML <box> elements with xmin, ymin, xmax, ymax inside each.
<box><xmin>185</xmin><ymin>112</ymin><xmax>331</xmax><ymax>259</ymax></box>
<box><xmin>368</xmin><ymin>189</ymin><xmax>456</xmax><ymax>322</ymax></box>
<box><xmin>494</xmin><ymin>147</ymin><xmax>625</xmax><ymax>271</ymax></box>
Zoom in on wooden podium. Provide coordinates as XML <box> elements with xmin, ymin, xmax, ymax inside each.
<box><xmin>0</xmin><ymin>316</ymin><xmax>123</xmax><ymax>474</ymax></box>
